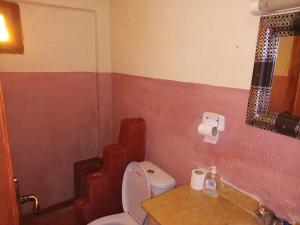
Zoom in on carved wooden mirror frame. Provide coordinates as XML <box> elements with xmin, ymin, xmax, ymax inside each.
<box><xmin>246</xmin><ymin>11</ymin><xmax>300</xmax><ymax>139</ymax></box>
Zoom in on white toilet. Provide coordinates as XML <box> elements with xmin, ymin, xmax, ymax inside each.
<box><xmin>88</xmin><ymin>161</ymin><xmax>176</xmax><ymax>225</ymax></box>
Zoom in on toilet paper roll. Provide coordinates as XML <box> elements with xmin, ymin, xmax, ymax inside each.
<box><xmin>190</xmin><ymin>169</ymin><xmax>206</xmax><ymax>190</ymax></box>
<box><xmin>198</xmin><ymin>123</ymin><xmax>218</xmax><ymax>137</ymax></box>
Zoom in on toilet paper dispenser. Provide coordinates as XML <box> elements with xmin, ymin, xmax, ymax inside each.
<box><xmin>198</xmin><ymin>112</ymin><xmax>225</xmax><ymax>144</ymax></box>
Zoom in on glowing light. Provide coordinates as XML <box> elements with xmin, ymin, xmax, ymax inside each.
<box><xmin>0</xmin><ymin>14</ymin><xmax>10</xmax><ymax>42</ymax></box>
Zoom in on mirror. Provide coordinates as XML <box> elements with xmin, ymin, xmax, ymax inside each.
<box><xmin>269</xmin><ymin>36</ymin><xmax>300</xmax><ymax>118</ymax></box>
<box><xmin>246</xmin><ymin>12</ymin><xmax>300</xmax><ymax>139</ymax></box>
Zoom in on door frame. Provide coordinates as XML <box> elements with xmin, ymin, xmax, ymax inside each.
<box><xmin>0</xmin><ymin>81</ymin><xmax>20</xmax><ymax>225</ymax></box>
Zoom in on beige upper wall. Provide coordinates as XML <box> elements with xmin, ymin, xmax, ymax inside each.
<box><xmin>0</xmin><ymin>0</ymin><xmax>111</xmax><ymax>72</ymax></box>
<box><xmin>1</xmin><ymin>0</ymin><xmax>260</xmax><ymax>88</ymax></box>
<box><xmin>110</xmin><ymin>0</ymin><xmax>260</xmax><ymax>89</ymax></box>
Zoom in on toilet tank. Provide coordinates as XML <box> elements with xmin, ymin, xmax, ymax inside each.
<box><xmin>140</xmin><ymin>161</ymin><xmax>176</xmax><ymax>195</ymax></box>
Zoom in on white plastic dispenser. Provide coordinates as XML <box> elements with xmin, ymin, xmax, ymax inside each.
<box><xmin>198</xmin><ymin>112</ymin><xmax>225</xmax><ymax>144</ymax></box>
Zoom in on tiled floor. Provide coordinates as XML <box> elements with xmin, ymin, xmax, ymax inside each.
<box><xmin>22</xmin><ymin>206</ymin><xmax>76</xmax><ymax>225</ymax></box>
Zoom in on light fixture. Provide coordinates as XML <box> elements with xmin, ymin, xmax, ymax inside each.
<box><xmin>0</xmin><ymin>14</ymin><xmax>9</xmax><ymax>42</ymax></box>
<box><xmin>250</xmin><ymin>0</ymin><xmax>300</xmax><ymax>15</ymax></box>
<box><xmin>0</xmin><ymin>0</ymin><xmax>24</xmax><ymax>54</ymax></box>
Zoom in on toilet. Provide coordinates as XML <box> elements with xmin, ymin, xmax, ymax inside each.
<box><xmin>88</xmin><ymin>161</ymin><xmax>176</xmax><ymax>225</ymax></box>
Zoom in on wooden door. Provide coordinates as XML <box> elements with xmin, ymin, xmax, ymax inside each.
<box><xmin>0</xmin><ymin>82</ymin><xmax>19</xmax><ymax>225</ymax></box>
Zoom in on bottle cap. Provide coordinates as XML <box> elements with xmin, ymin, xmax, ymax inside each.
<box><xmin>210</xmin><ymin>166</ymin><xmax>217</xmax><ymax>174</ymax></box>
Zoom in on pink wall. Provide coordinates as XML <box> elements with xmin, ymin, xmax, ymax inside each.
<box><xmin>2</xmin><ymin>71</ymin><xmax>300</xmax><ymax>221</ymax></box>
<box><xmin>111</xmin><ymin>73</ymin><xmax>300</xmax><ymax>221</ymax></box>
<box><xmin>97</xmin><ymin>73</ymin><xmax>113</xmax><ymax>153</ymax></box>
<box><xmin>0</xmin><ymin>72</ymin><xmax>112</xmax><ymax>213</ymax></box>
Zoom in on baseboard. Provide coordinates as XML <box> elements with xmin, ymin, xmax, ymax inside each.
<box><xmin>22</xmin><ymin>198</ymin><xmax>74</xmax><ymax>221</ymax></box>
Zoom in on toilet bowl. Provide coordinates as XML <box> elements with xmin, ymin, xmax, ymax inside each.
<box><xmin>88</xmin><ymin>161</ymin><xmax>176</xmax><ymax>225</ymax></box>
<box><xmin>88</xmin><ymin>213</ymin><xmax>139</xmax><ymax>225</ymax></box>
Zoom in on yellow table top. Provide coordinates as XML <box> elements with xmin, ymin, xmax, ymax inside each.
<box><xmin>142</xmin><ymin>184</ymin><xmax>261</xmax><ymax>225</ymax></box>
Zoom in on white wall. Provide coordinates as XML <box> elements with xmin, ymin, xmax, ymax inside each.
<box><xmin>110</xmin><ymin>0</ymin><xmax>260</xmax><ymax>89</ymax></box>
<box><xmin>0</xmin><ymin>0</ymin><xmax>261</xmax><ymax>86</ymax></box>
<box><xmin>0</xmin><ymin>0</ymin><xmax>111</xmax><ymax>72</ymax></box>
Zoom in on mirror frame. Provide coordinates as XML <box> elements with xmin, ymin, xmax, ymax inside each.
<box><xmin>246</xmin><ymin>11</ymin><xmax>300</xmax><ymax>139</ymax></box>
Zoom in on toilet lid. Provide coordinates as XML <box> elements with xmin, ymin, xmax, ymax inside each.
<box><xmin>122</xmin><ymin>162</ymin><xmax>151</xmax><ymax>225</ymax></box>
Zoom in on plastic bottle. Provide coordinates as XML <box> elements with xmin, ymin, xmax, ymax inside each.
<box><xmin>204</xmin><ymin>166</ymin><xmax>220</xmax><ymax>197</ymax></box>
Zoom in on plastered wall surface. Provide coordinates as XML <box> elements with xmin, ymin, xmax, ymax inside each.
<box><xmin>109</xmin><ymin>1</ymin><xmax>300</xmax><ymax>221</ymax></box>
<box><xmin>0</xmin><ymin>0</ymin><xmax>113</xmax><ymax>212</ymax></box>
<box><xmin>111</xmin><ymin>73</ymin><xmax>300</xmax><ymax>222</ymax></box>
<box><xmin>1</xmin><ymin>0</ymin><xmax>299</xmax><ymax>222</ymax></box>
<box><xmin>110</xmin><ymin>0</ymin><xmax>260</xmax><ymax>89</ymax></box>
<box><xmin>0</xmin><ymin>0</ymin><xmax>111</xmax><ymax>72</ymax></box>
<box><xmin>0</xmin><ymin>72</ymin><xmax>112</xmax><ymax>212</ymax></box>
<box><xmin>0</xmin><ymin>3</ymin><xmax>96</xmax><ymax>72</ymax></box>
<box><xmin>0</xmin><ymin>72</ymin><xmax>100</xmax><ymax>212</ymax></box>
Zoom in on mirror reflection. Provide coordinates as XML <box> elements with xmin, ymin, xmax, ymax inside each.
<box><xmin>269</xmin><ymin>35</ymin><xmax>300</xmax><ymax>118</ymax></box>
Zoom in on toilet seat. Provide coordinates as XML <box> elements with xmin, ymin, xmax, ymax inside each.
<box><xmin>88</xmin><ymin>213</ymin><xmax>139</xmax><ymax>225</ymax></box>
<box><xmin>88</xmin><ymin>162</ymin><xmax>151</xmax><ymax>225</ymax></box>
<box><xmin>122</xmin><ymin>162</ymin><xmax>150</xmax><ymax>224</ymax></box>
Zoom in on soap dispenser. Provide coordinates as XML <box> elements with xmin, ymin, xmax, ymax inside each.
<box><xmin>204</xmin><ymin>166</ymin><xmax>220</xmax><ymax>197</ymax></box>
